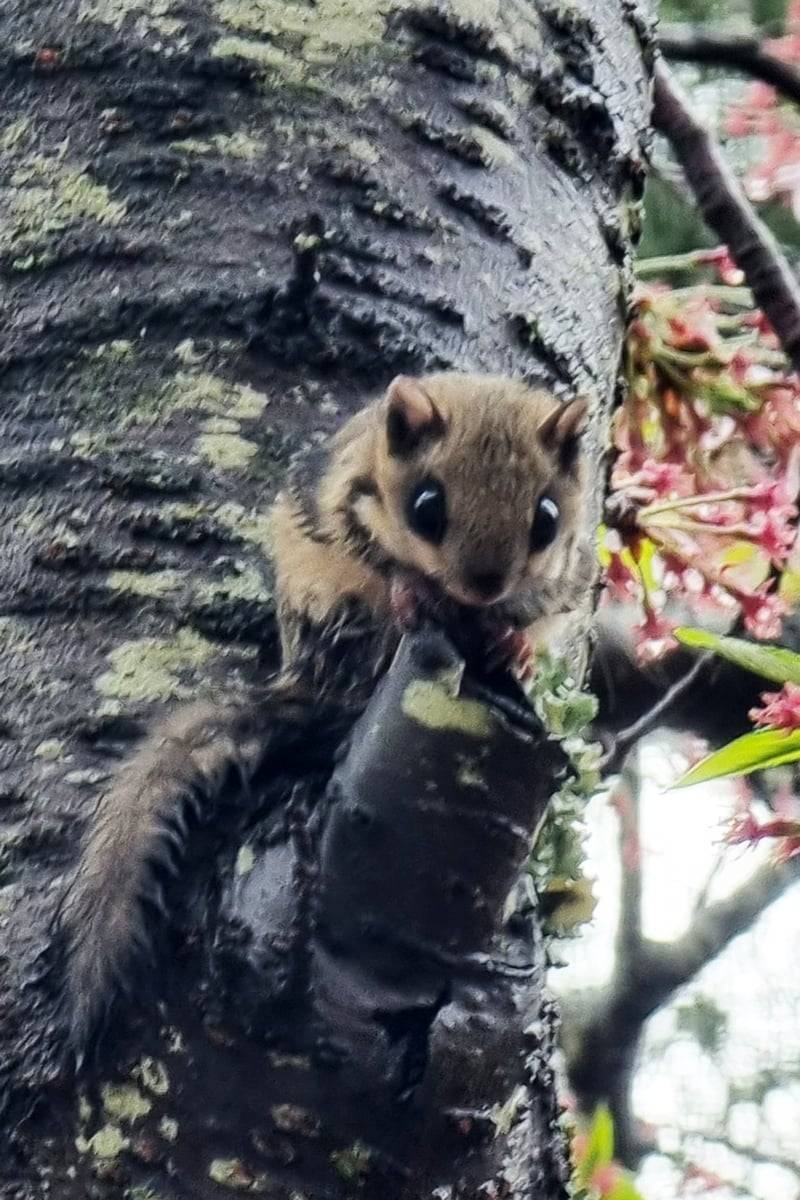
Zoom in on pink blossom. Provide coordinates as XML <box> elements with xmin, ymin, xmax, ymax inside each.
<box><xmin>749</xmin><ymin>682</ymin><xmax>800</xmax><ymax>730</ymax></box>
<box><xmin>725</xmin><ymin>808</ymin><xmax>763</xmax><ymax>847</ymax></box>
<box><xmin>639</xmin><ymin>459</ymin><xmax>694</xmax><ymax>496</ymax></box>
<box><xmin>741</xmin><ymin>309</ymin><xmax>776</xmax><ymax>337</ymax></box>
<box><xmin>633</xmin><ymin>607</ymin><xmax>678</xmax><ymax>663</ymax></box>
<box><xmin>683</xmin><ymin>1163</ymin><xmax>730</xmax><ymax>1192</ymax></box>
<box><xmin>749</xmin><ymin>81</ymin><xmax>778</xmax><ymax>109</ymax></box>
<box><xmin>724</xmin><ymin>109</ymin><xmax>751</xmax><ymax>138</ymax></box>
<box><xmin>766</xmin><ymin>32</ymin><xmax>800</xmax><ymax>63</ymax></box>
<box><xmin>668</xmin><ymin>315</ymin><xmax>712</xmax><ymax>352</ymax></box>
<box><xmin>591</xmin><ymin>1164</ymin><xmax>622</xmax><ymax>1195</ymax></box>
<box><xmin>777</xmin><ymin>834</ymin><xmax>800</xmax><ymax>862</ymax></box>
<box><xmin>604</xmin><ymin>551</ymin><xmax>637</xmax><ymax>602</ymax></box>
<box><xmin>748</xmin><ymin>386</ymin><xmax>800</xmax><ymax>454</ymax></box>
<box><xmin>696</xmin><ymin>501</ymin><xmax>740</xmax><ymax>528</ymax></box>
<box><xmin>726</xmin><ymin>808</ymin><xmax>800</xmax><ymax>859</ymax></box>
<box><xmin>744</xmin><ymin>478</ymin><xmax>794</xmax><ymax>511</ymax></box>
<box><xmin>628</xmin><ymin>317</ymin><xmax>651</xmax><ymax>342</ymax></box>
<box><xmin>747</xmin><ymin>508</ymin><xmax>796</xmax><ymax>565</ymax></box>
<box><xmin>737</xmin><ymin>586</ymin><xmax>787</xmax><ymax>640</ymax></box>
<box><xmin>612</xmin><ymin>279</ymin><xmax>800</xmax><ymax>647</ymax></box>
<box><xmin>694</xmin><ymin>245</ymin><xmax>744</xmax><ymax>286</ymax></box>
<box><xmin>728</xmin><ymin>349</ymin><xmax>753</xmax><ymax>382</ymax></box>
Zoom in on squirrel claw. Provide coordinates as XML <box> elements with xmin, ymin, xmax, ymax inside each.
<box><xmin>486</xmin><ymin>626</ymin><xmax>536</xmax><ymax>683</ymax></box>
<box><xmin>389</xmin><ymin>575</ymin><xmax>423</xmax><ymax>631</ymax></box>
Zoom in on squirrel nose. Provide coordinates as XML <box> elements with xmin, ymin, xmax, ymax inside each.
<box><xmin>465</xmin><ymin>570</ymin><xmax>505</xmax><ymax>601</ymax></box>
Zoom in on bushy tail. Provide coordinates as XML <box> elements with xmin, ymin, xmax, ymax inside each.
<box><xmin>54</xmin><ymin>697</ymin><xmax>276</xmax><ymax>1063</ymax></box>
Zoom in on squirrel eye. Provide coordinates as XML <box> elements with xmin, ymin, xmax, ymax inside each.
<box><xmin>530</xmin><ymin>495</ymin><xmax>560</xmax><ymax>552</ymax></box>
<box><xmin>406</xmin><ymin>477</ymin><xmax>447</xmax><ymax>544</ymax></box>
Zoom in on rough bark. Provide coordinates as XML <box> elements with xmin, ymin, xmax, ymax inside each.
<box><xmin>0</xmin><ymin>1</ymin><xmax>653</xmax><ymax>1197</ymax></box>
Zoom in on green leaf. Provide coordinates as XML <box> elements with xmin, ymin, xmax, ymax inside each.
<box><xmin>672</xmin><ymin>727</ymin><xmax>800</xmax><ymax>788</ymax></box>
<box><xmin>700</xmin><ymin>377</ymin><xmax>760</xmax><ymax>414</ymax></box>
<box><xmin>577</xmin><ymin>1105</ymin><xmax>615</xmax><ymax>1186</ymax></box>
<box><xmin>636</xmin><ymin>171</ymin><xmax>713</xmax><ymax>261</ymax></box>
<box><xmin>675</xmin><ymin>628</ymin><xmax>800</xmax><ymax>686</ymax></box>
<box><xmin>779</xmin><ymin>567</ymin><xmax>800</xmax><ymax>606</ymax></box>
<box><xmin>606</xmin><ymin>1177</ymin><xmax>646</xmax><ymax>1200</ymax></box>
<box><xmin>539</xmin><ymin>691</ymin><xmax>598</xmax><ymax>738</ymax></box>
<box><xmin>636</xmin><ymin>537</ymin><xmax>660</xmax><ymax>596</ymax></box>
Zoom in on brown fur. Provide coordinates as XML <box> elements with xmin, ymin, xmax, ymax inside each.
<box><xmin>273</xmin><ymin>372</ymin><xmax>590</xmax><ymax>650</ymax></box>
<box><xmin>57</xmin><ymin>372</ymin><xmax>592</xmax><ymax>1059</ymax></box>
<box><xmin>56</xmin><ymin>700</ymin><xmax>270</xmax><ymax>1057</ymax></box>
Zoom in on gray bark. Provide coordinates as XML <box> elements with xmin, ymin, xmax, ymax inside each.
<box><xmin>0</xmin><ymin>1</ymin><xmax>653</xmax><ymax>1197</ymax></box>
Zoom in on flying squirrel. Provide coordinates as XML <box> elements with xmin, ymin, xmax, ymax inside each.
<box><xmin>55</xmin><ymin>371</ymin><xmax>594</xmax><ymax>1060</ymax></box>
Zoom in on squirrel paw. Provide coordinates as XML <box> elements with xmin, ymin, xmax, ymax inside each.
<box><xmin>389</xmin><ymin>574</ymin><xmax>424</xmax><ymax>631</ymax></box>
<box><xmin>485</xmin><ymin>625</ymin><xmax>536</xmax><ymax>683</ymax></box>
<box><xmin>388</xmin><ymin>573</ymin><xmax>443</xmax><ymax>633</ymax></box>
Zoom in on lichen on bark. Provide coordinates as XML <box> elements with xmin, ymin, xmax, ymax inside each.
<box><xmin>0</xmin><ymin>0</ymin><xmax>654</xmax><ymax>1195</ymax></box>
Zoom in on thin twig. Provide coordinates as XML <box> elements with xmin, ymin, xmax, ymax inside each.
<box><xmin>655</xmin><ymin>1145</ymin><xmax>765</xmax><ymax>1199</ymax></box>
<box><xmin>652</xmin><ymin>61</ymin><xmax>800</xmax><ymax>374</ymax></box>
<box><xmin>613</xmin><ymin>751</ymin><xmax>643</xmax><ymax>970</ymax></box>
<box><xmin>652</xmin><ymin>854</ymin><xmax>800</xmax><ymax>992</ymax></box>
<box><xmin>692</xmin><ymin>842</ymin><xmax>726</xmax><ymax>916</ymax></box>
<box><xmin>660</xmin><ymin>29</ymin><xmax>800</xmax><ymax>106</ymax></box>
<box><xmin>599</xmin><ymin>651</ymin><xmax>712</xmax><ymax>774</ymax></box>
<box><xmin>703</xmin><ymin>1132</ymin><xmax>800</xmax><ymax>1180</ymax></box>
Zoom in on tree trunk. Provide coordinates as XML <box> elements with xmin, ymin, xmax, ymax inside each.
<box><xmin>0</xmin><ymin>2</ymin><xmax>653</xmax><ymax>1197</ymax></box>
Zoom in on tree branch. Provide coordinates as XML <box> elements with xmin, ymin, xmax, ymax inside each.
<box><xmin>599</xmin><ymin>652</ymin><xmax>713</xmax><ymax>774</ymax></box>
<box><xmin>654</xmin><ymin>1130</ymin><xmax>800</xmax><ymax>1192</ymax></box>
<box><xmin>652</xmin><ymin>60</ymin><xmax>800</xmax><ymax>373</ymax></box>
<box><xmin>691</xmin><ymin>842</ymin><xmax>727</xmax><ymax>916</ymax></box>
<box><xmin>613</xmin><ymin>752</ymin><xmax>644</xmax><ymax>970</ymax></box>
<box><xmin>567</xmin><ymin>849</ymin><xmax>800</xmax><ymax>1167</ymax></box>
<box><xmin>660</xmin><ymin>29</ymin><xmax>800</xmax><ymax>107</ymax></box>
<box><xmin>645</xmin><ymin>854</ymin><xmax>800</xmax><ymax>992</ymax></box>
<box><xmin>704</xmin><ymin>1132</ymin><xmax>800</xmax><ymax>1180</ymax></box>
<box><xmin>654</xmin><ymin>1146</ymin><xmax>758</xmax><ymax>1200</ymax></box>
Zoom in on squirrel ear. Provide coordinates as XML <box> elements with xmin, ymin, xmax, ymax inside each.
<box><xmin>385</xmin><ymin>376</ymin><xmax>446</xmax><ymax>457</ymax></box>
<box><xmin>538</xmin><ymin>396</ymin><xmax>588</xmax><ymax>472</ymax></box>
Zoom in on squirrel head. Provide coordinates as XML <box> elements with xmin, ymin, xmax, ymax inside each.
<box><xmin>357</xmin><ymin>372</ymin><xmax>589</xmax><ymax>608</ymax></box>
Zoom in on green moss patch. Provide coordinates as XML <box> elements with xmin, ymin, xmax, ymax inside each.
<box><xmin>107</xmin><ymin>569</ymin><xmax>186</xmax><ymax>598</ymax></box>
<box><xmin>75</xmin><ymin>1123</ymin><xmax>129</xmax><ymax>1160</ymax></box>
<box><xmin>402</xmin><ymin>680</ymin><xmax>494</xmax><ymax>737</ymax></box>
<box><xmin>214</xmin><ymin>0</ymin><xmax>387</xmax><ymax>60</ymax></box>
<box><xmin>194</xmin><ymin>563</ymin><xmax>271</xmax><ymax>604</ymax></box>
<box><xmin>166</xmin><ymin>371</ymin><xmax>270</xmax><ymax>420</ymax></box>
<box><xmin>211</xmin><ymin>35</ymin><xmax>311</xmax><ymax>87</ymax></box>
<box><xmin>215</xmin><ymin>502</ymin><xmax>275</xmax><ymax>557</ymax></box>
<box><xmin>96</xmin><ymin>629</ymin><xmax>217</xmax><ymax>702</ymax></box>
<box><xmin>78</xmin><ymin>0</ymin><xmax>180</xmax><ymax>32</ymax></box>
<box><xmin>195</xmin><ymin>432</ymin><xmax>259</xmax><ymax>470</ymax></box>
<box><xmin>101</xmin><ymin>1082</ymin><xmax>152</xmax><ymax>1123</ymax></box>
<box><xmin>134</xmin><ymin>1057</ymin><xmax>171</xmax><ymax>1096</ymax></box>
<box><xmin>173</xmin><ymin>132</ymin><xmax>264</xmax><ymax>160</ymax></box>
<box><xmin>1</xmin><ymin>152</ymin><xmax>127</xmax><ymax>271</ymax></box>
<box><xmin>208</xmin><ymin>1158</ymin><xmax>271</xmax><ymax>1191</ymax></box>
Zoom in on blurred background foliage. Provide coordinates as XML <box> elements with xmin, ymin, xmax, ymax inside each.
<box><xmin>558</xmin><ymin>4</ymin><xmax>800</xmax><ymax>1198</ymax></box>
<box><xmin>644</xmin><ymin>0</ymin><xmax>800</xmax><ymax>263</ymax></box>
